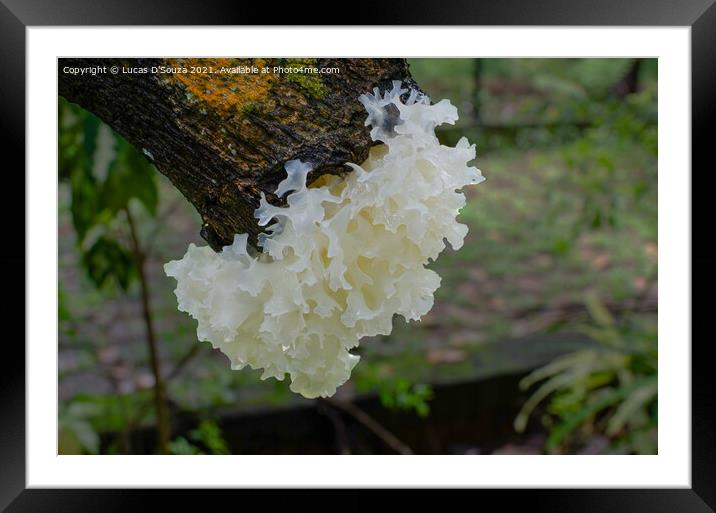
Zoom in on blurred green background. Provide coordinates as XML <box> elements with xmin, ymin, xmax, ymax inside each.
<box><xmin>58</xmin><ymin>58</ymin><xmax>657</xmax><ymax>455</ymax></box>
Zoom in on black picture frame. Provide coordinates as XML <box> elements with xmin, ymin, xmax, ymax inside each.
<box><xmin>2</xmin><ymin>0</ymin><xmax>713</xmax><ymax>510</ymax></box>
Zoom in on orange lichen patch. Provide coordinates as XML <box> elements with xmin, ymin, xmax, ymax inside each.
<box><xmin>162</xmin><ymin>58</ymin><xmax>276</xmax><ymax>116</ymax></box>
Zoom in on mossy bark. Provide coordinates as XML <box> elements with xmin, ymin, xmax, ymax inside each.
<box><xmin>59</xmin><ymin>58</ymin><xmax>416</xmax><ymax>250</ymax></box>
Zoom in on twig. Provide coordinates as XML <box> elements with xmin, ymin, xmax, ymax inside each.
<box><xmin>124</xmin><ymin>343</ymin><xmax>204</xmax><ymax>435</ymax></box>
<box><xmin>126</xmin><ymin>206</ymin><xmax>171</xmax><ymax>454</ymax></box>
<box><xmin>316</xmin><ymin>401</ymin><xmax>352</xmax><ymax>455</ymax></box>
<box><xmin>166</xmin><ymin>344</ymin><xmax>202</xmax><ymax>381</ymax></box>
<box><xmin>321</xmin><ymin>398</ymin><xmax>413</xmax><ymax>455</ymax></box>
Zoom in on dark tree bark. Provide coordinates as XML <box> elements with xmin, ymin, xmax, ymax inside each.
<box><xmin>59</xmin><ymin>58</ymin><xmax>416</xmax><ymax>250</ymax></box>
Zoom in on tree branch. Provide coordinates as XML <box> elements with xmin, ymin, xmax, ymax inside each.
<box><xmin>59</xmin><ymin>58</ymin><xmax>416</xmax><ymax>250</ymax></box>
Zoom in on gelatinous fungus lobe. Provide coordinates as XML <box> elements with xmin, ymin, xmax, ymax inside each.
<box><xmin>165</xmin><ymin>81</ymin><xmax>485</xmax><ymax>398</ymax></box>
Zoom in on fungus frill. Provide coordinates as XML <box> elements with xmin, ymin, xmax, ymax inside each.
<box><xmin>164</xmin><ymin>81</ymin><xmax>485</xmax><ymax>398</ymax></box>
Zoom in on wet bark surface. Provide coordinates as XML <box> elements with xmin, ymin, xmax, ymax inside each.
<box><xmin>59</xmin><ymin>58</ymin><xmax>415</xmax><ymax>250</ymax></box>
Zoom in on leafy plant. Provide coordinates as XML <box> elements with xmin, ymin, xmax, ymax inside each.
<box><xmin>59</xmin><ymin>97</ymin><xmax>158</xmax><ymax>291</ymax></box>
<box><xmin>354</xmin><ymin>365</ymin><xmax>434</xmax><ymax>418</ymax></box>
<box><xmin>378</xmin><ymin>380</ymin><xmax>434</xmax><ymax>418</ymax></box>
<box><xmin>514</xmin><ymin>292</ymin><xmax>657</xmax><ymax>454</ymax></box>
<box><xmin>59</xmin><ymin>97</ymin><xmax>171</xmax><ymax>452</ymax></box>
<box><xmin>169</xmin><ymin>420</ymin><xmax>230</xmax><ymax>455</ymax></box>
<box><xmin>59</xmin><ymin>401</ymin><xmax>102</xmax><ymax>454</ymax></box>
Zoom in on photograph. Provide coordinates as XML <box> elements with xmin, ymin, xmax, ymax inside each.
<box><xmin>57</xmin><ymin>57</ymin><xmax>658</xmax><ymax>456</ymax></box>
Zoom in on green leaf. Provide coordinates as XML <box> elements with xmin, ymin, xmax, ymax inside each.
<box><xmin>607</xmin><ymin>378</ymin><xmax>657</xmax><ymax>435</ymax></box>
<box><xmin>59</xmin><ymin>397</ymin><xmax>102</xmax><ymax>454</ymax></box>
<box><xmin>584</xmin><ymin>292</ymin><xmax>614</xmax><ymax>328</ymax></box>
<box><xmin>66</xmin><ymin>109</ymin><xmax>104</xmax><ymax>242</ymax></box>
<box><xmin>515</xmin><ymin>372</ymin><xmax>576</xmax><ymax>433</ymax></box>
<box><xmin>189</xmin><ymin>420</ymin><xmax>230</xmax><ymax>455</ymax></box>
<box><xmin>519</xmin><ymin>351</ymin><xmax>596</xmax><ymax>390</ymax></box>
<box><xmin>69</xmin><ymin>392</ymin><xmax>153</xmax><ymax>432</ymax></box>
<box><xmin>58</xmin><ymin>98</ymin><xmax>83</xmax><ymax>181</ymax></box>
<box><xmin>58</xmin><ymin>284</ymin><xmax>71</xmax><ymax>321</ymax></box>
<box><xmin>546</xmin><ymin>377</ymin><xmax>655</xmax><ymax>453</ymax></box>
<box><xmin>68</xmin><ymin>420</ymin><xmax>100</xmax><ymax>454</ymax></box>
<box><xmin>81</xmin><ymin>237</ymin><xmax>135</xmax><ymax>290</ymax></box>
<box><xmin>69</xmin><ymin>164</ymin><xmax>99</xmax><ymax>242</ymax></box>
<box><xmin>61</xmin><ymin>105</ymin><xmax>158</xmax><ymax>246</ymax></box>
<box><xmin>82</xmin><ymin>113</ymin><xmax>101</xmax><ymax>172</ymax></box>
<box><xmin>169</xmin><ymin>437</ymin><xmax>204</xmax><ymax>455</ymax></box>
<box><xmin>101</xmin><ymin>136</ymin><xmax>158</xmax><ymax>217</ymax></box>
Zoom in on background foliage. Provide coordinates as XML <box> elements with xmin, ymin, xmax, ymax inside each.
<box><xmin>58</xmin><ymin>58</ymin><xmax>657</xmax><ymax>455</ymax></box>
